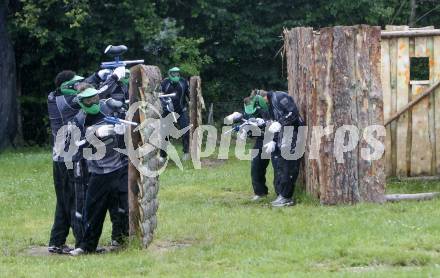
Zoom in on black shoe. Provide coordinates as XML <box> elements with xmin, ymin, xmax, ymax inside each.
<box><xmin>96</xmin><ymin>246</ymin><xmax>107</xmax><ymax>253</ymax></box>
<box><xmin>48</xmin><ymin>245</ymin><xmax>73</xmax><ymax>254</ymax></box>
<box><xmin>271</xmin><ymin>196</ymin><xmax>294</xmax><ymax>207</ymax></box>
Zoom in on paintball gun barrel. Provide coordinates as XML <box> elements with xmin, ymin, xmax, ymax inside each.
<box><xmin>101</xmin><ymin>45</ymin><xmax>144</xmax><ymax>69</ymax></box>
<box><xmin>224</xmin><ymin>118</ymin><xmax>263</xmax><ymax>134</ymax></box>
<box><xmin>104</xmin><ymin>116</ymin><xmax>138</xmax><ymax>126</ymax></box>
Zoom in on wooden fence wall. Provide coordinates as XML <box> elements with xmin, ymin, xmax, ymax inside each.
<box><xmin>381</xmin><ymin>26</ymin><xmax>440</xmax><ymax>177</ymax></box>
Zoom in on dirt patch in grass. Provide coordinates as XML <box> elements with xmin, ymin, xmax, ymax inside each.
<box><xmin>22</xmin><ymin>246</ymin><xmax>118</xmax><ymax>257</ymax></box>
<box><xmin>201</xmin><ymin>158</ymin><xmax>226</xmax><ymax>168</ymax></box>
<box><xmin>150</xmin><ymin>239</ymin><xmax>195</xmax><ymax>253</ymax></box>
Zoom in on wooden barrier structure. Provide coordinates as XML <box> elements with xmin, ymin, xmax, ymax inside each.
<box><xmin>127</xmin><ymin>65</ymin><xmax>161</xmax><ymax>248</ymax></box>
<box><xmin>381</xmin><ymin>26</ymin><xmax>440</xmax><ymax>177</ymax></box>
<box><xmin>189</xmin><ymin>76</ymin><xmax>205</xmax><ymax>161</ymax></box>
<box><xmin>284</xmin><ymin>25</ymin><xmax>386</xmax><ymax>205</ymax></box>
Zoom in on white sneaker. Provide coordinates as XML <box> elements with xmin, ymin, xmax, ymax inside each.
<box><xmin>272</xmin><ymin>196</ymin><xmax>295</xmax><ymax>207</ymax></box>
<box><xmin>70</xmin><ymin>248</ymin><xmax>85</xmax><ymax>256</ymax></box>
<box><xmin>182</xmin><ymin>153</ymin><xmax>190</xmax><ymax>161</ymax></box>
<box><xmin>271</xmin><ymin>195</ymin><xmax>282</xmax><ymax>205</ymax></box>
<box><xmin>251</xmin><ymin>194</ymin><xmax>267</xmax><ymax>201</ymax></box>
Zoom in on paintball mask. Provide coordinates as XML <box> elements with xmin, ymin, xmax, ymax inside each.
<box><xmin>121</xmin><ymin>69</ymin><xmax>130</xmax><ymax>86</ymax></box>
<box><xmin>244</xmin><ymin>94</ymin><xmax>268</xmax><ymax>116</ymax></box>
<box><xmin>60</xmin><ymin>75</ymin><xmax>85</xmax><ymax>95</ymax></box>
<box><xmin>168</xmin><ymin>67</ymin><xmax>180</xmax><ymax>83</ymax></box>
<box><xmin>77</xmin><ymin>88</ymin><xmax>101</xmax><ymax>115</ymax></box>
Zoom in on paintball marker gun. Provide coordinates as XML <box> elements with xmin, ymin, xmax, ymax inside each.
<box><xmin>224</xmin><ymin>118</ymin><xmax>265</xmax><ymax>134</ymax></box>
<box><xmin>101</xmin><ymin>45</ymin><xmax>144</xmax><ymax>69</ymax></box>
<box><xmin>104</xmin><ymin>116</ymin><xmax>138</xmax><ymax>126</ymax></box>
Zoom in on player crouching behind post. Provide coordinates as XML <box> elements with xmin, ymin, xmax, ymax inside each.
<box><xmin>69</xmin><ymin>86</ymin><xmax>129</xmax><ymax>255</ymax></box>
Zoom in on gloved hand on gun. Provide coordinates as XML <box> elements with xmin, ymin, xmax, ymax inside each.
<box><xmin>85</xmin><ymin>116</ymin><xmax>138</xmax><ymax>139</ymax></box>
<box><xmin>224</xmin><ymin>112</ymin><xmax>266</xmax><ymax>135</ymax></box>
<box><xmin>103</xmin><ymin>116</ymin><xmax>137</xmax><ymax>135</ymax></box>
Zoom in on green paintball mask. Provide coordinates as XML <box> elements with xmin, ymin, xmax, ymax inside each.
<box><xmin>77</xmin><ymin>88</ymin><xmax>100</xmax><ymax>115</ymax></box>
<box><xmin>168</xmin><ymin>67</ymin><xmax>180</xmax><ymax>83</ymax></box>
<box><xmin>244</xmin><ymin>95</ymin><xmax>268</xmax><ymax>116</ymax></box>
<box><xmin>60</xmin><ymin>75</ymin><xmax>84</xmax><ymax>95</ymax></box>
<box><xmin>121</xmin><ymin>69</ymin><xmax>130</xmax><ymax>86</ymax></box>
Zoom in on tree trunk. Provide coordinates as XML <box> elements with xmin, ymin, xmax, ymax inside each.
<box><xmin>409</xmin><ymin>0</ymin><xmax>417</xmax><ymax>27</ymax></box>
<box><xmin>0</xmin><ymin>0</ymin><xmax>17</xmax><ymax>149</ymax></box>
<box><xmin>14</xmin><ymin>69</ymin><xmax>24</xmax><ymax>146</ymax></box>
<box><xmin>127</xmin><ymin>65</ymin><xmax>162</xmax><ymax>248</ymax></box>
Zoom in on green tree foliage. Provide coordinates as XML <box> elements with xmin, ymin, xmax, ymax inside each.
<box><xmin>6</xmin><ymin>0</ymin><xmax>440</xmax><ymax>144</ymax></box>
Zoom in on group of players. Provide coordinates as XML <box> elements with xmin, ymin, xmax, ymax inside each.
<box><xmin>47</xmin><ymin>59</ymin><xmax>303</xmax><ymax>255</ymax></box>
<box><xmin>47</xmin><ymin>66</ymin><xmax>190</xmax><ymax>255</ymax></box>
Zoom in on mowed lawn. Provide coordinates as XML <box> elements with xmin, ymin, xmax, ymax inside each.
<box><xmin>1</xmin><ymin>148</ymin><xmax>440</xmax><ymax>277</ymax></box>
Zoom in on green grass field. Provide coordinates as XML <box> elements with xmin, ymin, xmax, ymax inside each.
<box><xmin>1</xmin><ymin>148</ymin><xmax>440</xmax><ymax>277</ymax></box>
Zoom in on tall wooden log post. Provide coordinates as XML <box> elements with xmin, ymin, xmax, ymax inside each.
<box><xmin>284</xmin><ymin>25</ymin><xmax>386</xmax><ymax>204</ymax></box>
<box><xmin>127</xmin><ymin>65</ymin><xmax>162</xmax><ymax>247</ymax></box>
<box><xmin>189</xmin><ymin>76</ymin><xmax>205</xmax><ymax>162</ymax></box>
<box><xmin>284</xmin><ymin>27</ymin><xmax>315</xmax><ymax>193</ymax></box>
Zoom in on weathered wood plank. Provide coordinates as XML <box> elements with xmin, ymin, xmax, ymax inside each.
<box><xmin>395</xmin><ymin>33</ymin><xmax>410</xmax><ymax>176</ymax></box>
<box><xmin>427</xmin><ymin>37</ymin><xmax>436</xmax><ymax>175</ymax></box>
<box><xmin>314</xmin><ymin>27</ymin><xmax>334</xmax><ymax>204</ymax></box>
<box><xmin>298</xmin><ymin>28</ymin><xmax>315</xmax><ymax>193</ymax></box>
<box><xmin>356</xmin><ymin>25</ymin><xmax>372</xmax><ymax>201</ymax></box>
<box><xmin>411</xmin><ymin>37</ymin><xmax>432</xmax><ymax>176</ymax></box>
<box><xmin>189</xmin><ymin>76</ymin><xmax>203</xmax><ymax>163</ymax></box>
<box><xmin>306</xmin><ymin>33</ymin><xmax>320</xmax><ymax>198</ymax></box>
<box><xmin>331</xmin><ymin>26</ymin><xmax>359</xmax><ymax>204</ymax></box>
<box><xmin>381</xmin><ymin>29</ymin><xmax>440</xmax><ymax>38</ymax></box>
<box><xmin>366</xmin><ymin>26</ymin><xmax>386</xmax><ymax>202</ymax></box>
<box><xmin>387</xmin><ymin>26</ymin><xmax>401</xmax><ymax>177</ymax></box>
<box><xmin>434</xmin><ymin>36</ymin><xmax>440</xmax><ymax>174</ymax></box>
<box><xmin>385</xmin><ymin>192</ymin><xmax>440</xmax><ymax>202</ymax></box>
<box><xmin>381</xmin><ymin>38</ymin><xmax>392</xmax><ymax>177</ymax></box>
<box><xmin>284</xmin><ymin>27</ymin><xmax>315</xmax><ymax>193</ymax></box>
<box><xmin>410</xmin><ymin>85</ymin><xmax>432</xmax><ymax>175</ymax></box>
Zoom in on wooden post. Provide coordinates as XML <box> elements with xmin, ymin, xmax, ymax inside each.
<box><xmin>283</xmin><ymin>27</ymin><xmax>315</xmax><ymax>192</ymax></box>
<box><xmin>189</xmin><ymin>76</ymin><xmax>205</xmax><ymax>162</ymax></box>
<box><xmin>284</xmin><ymin>25</ymin><xmax>386</xmax><ymax>204</ymax></box>
<box><xmin>128</xmin><ymin>65</ymin><xmax>162</xmax><ymax>248</ymax></box>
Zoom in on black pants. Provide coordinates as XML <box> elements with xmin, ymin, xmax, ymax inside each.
<box><xmin>49</xmin><ymin>161</ymin><xmax>82</xmax><ymax>247</ymax></box>
<box><xmin>80</xmin><ymin>168</ymin><xmax>123</xmax><ymax>252</ymax></box>
<box><xmin>251</xmin><ymin>137</ymin><xmax>271</xmax><ymax>196</ymax></box>
<box><xmin>108</xmin><ymin>165</ymin><xmax>128</xmax><ymax>243</ymax></box>
<box><xmin>160</xmin><ymin>108</ymin><xmax>190</xmax><ymax>157</ymax></box>
<box><xmin>271</xmin><ymin>148</ymin><xmax>300</xmax><ymax>199</ymax></box>
<box><xmin>72</xmin><ymin>160</ymin><xmax>88</xmax><ymax>247</ymax></box>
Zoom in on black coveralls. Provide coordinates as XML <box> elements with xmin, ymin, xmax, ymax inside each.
<box><xmin>160</xmin><ymin>77</ymin><xmax>190</xmax><ymax>154</ymax></box>
<box><xmin>73</xmin><ymin>101</ymin><xmax>128</xmax><ymax>252</ymax></box>
<box><xmin>267</xmin><ymin>91</ymin><xmax>303</xmax><ymax>199</ymax></box>
<box><xmin>247</xmin><ymin>109</ymin><xmax>274</xmax><ymax>196</ymax></box>
<box><xmin>84</xmin><ymin>73</ymin><xmax>130</xmax><ymax>243</ymax></box>
<box><xmin>47</xmin><ymin>91</ymin><xmax>84</xmax><ymax>247</ymax></box>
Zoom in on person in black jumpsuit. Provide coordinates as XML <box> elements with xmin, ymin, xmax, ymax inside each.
<box><xmin>244</xmin><ymin>90</ymin><xmax>303</xmax><ymax>207</ymax></box>
<box><xmin>160</xmin><ymin>67</ymin><xmax>190</xmax><ymax>159</ymax></box>
<box><xmin>69</xmin><ymin>87</ymin><xmax>128</xmax><ymax>255</ymax></box>
<box><xmin>84</xmin><ymin>67</ymin><xmax>129</xmax><ymax>246</ymax></box>
<box><xmin>47</xmin><ymin>70</ymin><xmax>85</xmax><ymax>253</ymax></box>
